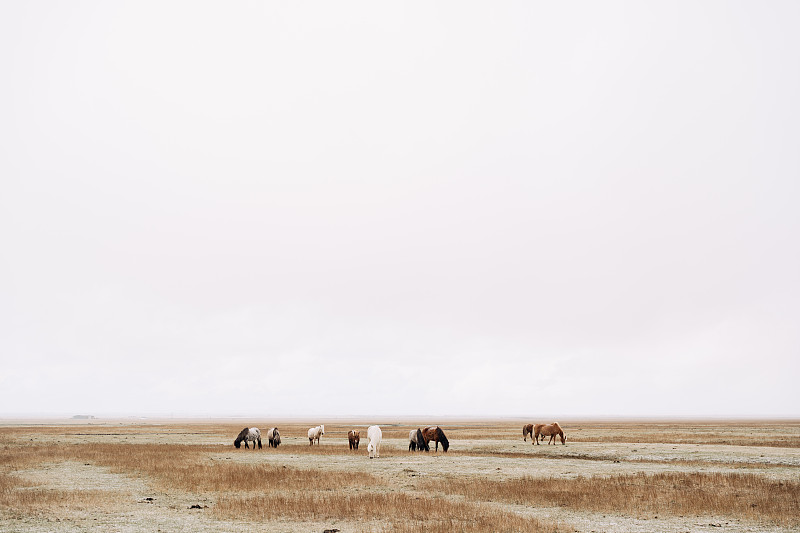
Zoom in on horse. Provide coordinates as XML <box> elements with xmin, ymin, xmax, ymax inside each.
<box><xmin>348</xmin><ymin>430</ymin><xmax>360</xmax><ymax>450</ymax></box>
<box><xmin>534</xmin><ymin>422</ymin><xmax>566</xmax><ymax>445</ymax></box>
<box><xmin>422</xmin><ymin>426</ymin><xmax>449</xmax><ymax>452</ymax></box>
<box><xmin>523</xmin><ymin>424</ymin><xmax>534</xmax><ymax>441</ymax></box>
<box><xmin>266</xmin><ymin>427</ymin><xmax>281</xmax><ymax>448</ymax></box>
<box><xmin>367</xmin><ymin>425</ymin><xmax>382</xmax><ymax>458</ymax></box>
<box><xmin>409</xmin><ymin>428</ymin><xmax>429</xmax><ymax>452</ymax></box>
<box><xmin>234</xmin><ymin>427</ymin><xmax>262</xmax><ymax>449</ymax></box>
<box><xmin>308</xmin><ymin>425</ymin><xmax>324</xmax><ymax>445</ymax></box>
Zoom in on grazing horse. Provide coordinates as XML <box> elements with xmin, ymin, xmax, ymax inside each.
<box><xmin>534</xmin><ymin>422</ymin><xmax>566</xmax><ymax>445</ymax></box>
<box><xmin>422</xmin><ymin>426</ymin><xmax>449</xmax><ymax>452</ymax></box>
<box><xmin>523</xmin><ymin>424</ymin><xmax>534</xmax><ymax>441</ymax></box>
<box><xmin>234</xmin><ymin>427</ymin><xmax>262</xmax><ymax>449</ymax></box>
<box><xmin>266</xmin><ymin>427</ymin><xmax>281</xmax><ymax>448</ymax></box>
<box><xmin>308</xmin><ymin>425</ymin><xmax>324</xmax><ymax>445</ymax></box>
<box><xmin>348</xmin><ymin>430</ymin><xmax>360</xmax><ymax>450</ymax></box>
<box><xmin>367</xmin><ymin>425</ymin><xmax>382</xmax><ymax>458</ymax></box>
<box><xmin>409</xmin><ymin>428</ymin><xmax>429</xmax><ymax>452</ymax></box>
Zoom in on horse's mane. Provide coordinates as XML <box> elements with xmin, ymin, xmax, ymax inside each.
<box><xmin>551</xmin><ymin>422</ymin><xmax>562</xmax><ymax>432</ymax></box>
<box><xmin>435</xmin><ymin>427</ymin><xmax>449</xmax><ymax>451</ymax></box>
<box><xmin>416</xmin><ymin>428</ymin><xmax>429</xmax><ymax>451</ymax></box>
<box><xmin>234</xmin><ymin>427</ymin><xmax>249</xmax><ymax>448</ymax></box>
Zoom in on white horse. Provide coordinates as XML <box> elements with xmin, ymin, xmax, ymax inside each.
<box><xmin>367</xmin><ymin>425</ymin><xmax>382</xmax><ymax>458</ymax></box>
<box><xmin>308</xmin><ymin>425</ymin><xmax>324</xmax><ymax>445</ymax></box>
<box><xmin>266</xmin><ymin>427</ymin><xmax>281</xmax><ymax>448</ymax></box>
<box><xmin>234</xmin><ymin>427</ymin><xmax>261</xmax><ymax>449</ymax></box>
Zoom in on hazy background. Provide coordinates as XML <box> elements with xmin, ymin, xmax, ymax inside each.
<box><xmin>2</xmin><ymin>1</ymin><xmax>798</xmax><ymax>418</ymax></box>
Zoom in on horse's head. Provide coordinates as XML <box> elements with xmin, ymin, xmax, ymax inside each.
<box><xmin>320</xmin><ymin>425</ymin><xmax>325</xmax><ymax>436</ymax></box>
<box><xmin>234</xmin><ymin>439</ymin><xmax>241</xmax><ymax>448</ymax></box>
<box><xmin>367</xmin><ymin>441</ymin><xmax>375</xmax><ymax>458</ymax></box>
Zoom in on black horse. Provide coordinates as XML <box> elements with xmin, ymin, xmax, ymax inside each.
<box><xmin>408</xmin><ymin>428</ymin><xmax>430</xmax><ymax>452</ymax></box>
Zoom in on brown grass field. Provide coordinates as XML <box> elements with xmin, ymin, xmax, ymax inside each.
<box><xmin>1</xmin><ymin>419</ymin><xmax>798</xmax><ymax>532</ymax></box>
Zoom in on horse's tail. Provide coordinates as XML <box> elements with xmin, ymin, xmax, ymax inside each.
<box><xmin>257</xmin><ymin>437</ymin><xmax>262</xmax><ymax>449</ymax></box>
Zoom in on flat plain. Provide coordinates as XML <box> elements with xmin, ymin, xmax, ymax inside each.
<box><xmin>1</xmin><ymin>419</ymin><xmax>798</xmax><ymax>532</ymax></box>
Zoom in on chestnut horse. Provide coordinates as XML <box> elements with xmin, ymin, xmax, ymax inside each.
<box><xmin>523</xmin><ymin>424</ymin><xmax>534</xmax><ymax>441</ymax></box>
<box><xmin>348</xmin><ymin>430</ymin><xmax>360</xmax><ymax>450</ymax></box>
<box><xmin>534</xmin><ymin>422</ymin><xmax>566</xmax><ymax>445</ymax></box>
<box><xmin>422</xmin><ymin>426</ymin><xmax>449</xmax><ymax>452</ymax></box>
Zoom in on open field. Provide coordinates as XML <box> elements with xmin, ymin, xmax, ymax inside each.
<box><xmin>1</xmin><ymin>419</ymin><xmax>798</xmax><ymax>532</ymax></box>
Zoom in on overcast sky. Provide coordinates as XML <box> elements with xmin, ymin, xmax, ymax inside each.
<box><xmin>1</xmin><ymin>1</ymin><xmax>798</xmax><ymax>419</ymax></box>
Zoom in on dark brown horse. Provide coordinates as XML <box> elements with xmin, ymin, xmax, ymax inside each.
<box><xmin>422</xmin><ymin>426</ymin><xmax>449</xmax><ymax>452</ymax></box>
<box><xmin>534</xmin><ymin>422</ymin><xmax>566</xmax><ymax>445</ymax></box>
<box><xmin>523</xmin><ymin>424</ymin><xmax>534</xmax><ymax>441</ymax></box>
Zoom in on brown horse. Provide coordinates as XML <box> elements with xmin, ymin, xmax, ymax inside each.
<box><xmin>534</xmin><ymin>422</ymin><xmax>566</xmax><ymax>445</ymax></box>
<box><xmin>422</xmin><ymin>426</ymin><xmax>449</xmax><ymax>452</ymax></box>
<box><xmin>348</xmin><ymin>430</ymin><xmax>360</xmax><ymax>450</ymax></box>
<box><xmin>523</xmin><ymin>424</ymin><xmax>534</xmax><ymax>441</ymax></box>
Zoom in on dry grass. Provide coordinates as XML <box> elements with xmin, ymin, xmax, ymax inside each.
<box><xmin>3</xmin><ymin>421</ymin><xmax>799</xmax><ymax>531</ymax></box>
<box><xmin>0</xmin><ymin>442</ymin><xmax>376</xmax><ymax>493</ymax></box>
<box><xmin>216</xmin><ymin>491</ymin><xmax>560</xmax><ymax>532</ymax></box>
<box><xmin>429</xmin><ymin>471</ymin><xmax>800</xmax><ymax>527</ymax></box>
<box><xmin>0</xmin><ymin>471</ymin><xmax>121</xmax><ymax>515</ymax></box>
<box><xmin>0</xmin><ymin>441</ymin><xmax>560</xmax><ymax>531</ymax></box>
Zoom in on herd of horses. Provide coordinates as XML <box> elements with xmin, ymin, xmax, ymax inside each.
<box><xmin>234</xmin><ymin>427</ymin><xmax>282</xmax><ymax>449</ymax></box>
<box><xmin>234</xmin><ymin>422</ymin><xmax>565</xmax><ymax>454</ymax></box>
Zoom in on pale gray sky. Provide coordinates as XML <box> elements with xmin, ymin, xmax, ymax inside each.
<box><xmin>1</xmin><ymin>1</ymin><xmax>798</xmax><ymax>418</ymax></box>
